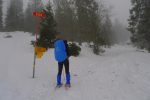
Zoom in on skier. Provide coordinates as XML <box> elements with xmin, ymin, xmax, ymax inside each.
<box><xmin>54</xmin><ymin>33</ymin><xmax>71</xmax><ymax>88</ymax></box>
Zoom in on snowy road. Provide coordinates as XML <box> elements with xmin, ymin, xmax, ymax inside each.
<box><xmin>0</xmin><ymin>32</ymin><xmax>150</xmax><ymax>100</ymax></box>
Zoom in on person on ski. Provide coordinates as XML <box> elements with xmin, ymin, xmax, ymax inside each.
<box><xmin>54</xmin><ymin>33</ymin><xmax>71</xmax><ymax>88</ymax></box>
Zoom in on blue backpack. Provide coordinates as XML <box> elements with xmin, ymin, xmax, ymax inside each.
<box><xmin>54</xmin><ymin>39</ymin><xmax>67</xmax><ymax>62</ymax></box>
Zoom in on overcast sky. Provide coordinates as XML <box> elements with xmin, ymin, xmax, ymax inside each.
<box><xmin>2</xmin><ymin>0</ymin><xmax>131</xmax><ymax>26</ymax></box>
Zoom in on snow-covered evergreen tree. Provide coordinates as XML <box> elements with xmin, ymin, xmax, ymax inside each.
<box><xmin>128</xmin><ymin>0</ymin><xmax>150</xmax><ymax>51</ymax></box>
<box><xmin>0</xmin><ymin>0</ymin><xmax>3</xmax><ymax>31</ymax></box>
<box><xmin>37</xmin><ymin>1</ymin><xmax>57</xmax><ymax>48</ymax></box>
<box><xmin>5</xmin><ymin>0</ymin><xmax>24</xmax><ymax>31</ymax></box>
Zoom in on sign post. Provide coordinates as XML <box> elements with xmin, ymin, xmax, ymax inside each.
<box><xmin>32</xmin><ymin>0</ymin><xmax>45</xmax><ymax>78</ymax></box>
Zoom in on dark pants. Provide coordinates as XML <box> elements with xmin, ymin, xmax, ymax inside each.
<box><xmin>57</xmin><ymin>59</ymin><xmax>70</xmax><ymax>85</ymax></box>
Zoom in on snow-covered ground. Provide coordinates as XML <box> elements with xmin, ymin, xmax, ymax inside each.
<box><xmin>0</xmin><ymin>32</ymin><xmax>150</xmax><ymax>100</ymax></box>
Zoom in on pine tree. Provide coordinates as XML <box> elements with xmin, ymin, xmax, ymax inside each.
<box><xmin>5</xmin><ymin>0</ymin><xmax>17</xmax><ymax>31</ymax></box>
<box><xmin>128</xmin><ymin>0</ymin><xmax>150</xmax><ymax>51</ymax></box>
<box><xmin>24</xmin><ymin>0</ymin><xmax>44</xmax><ymax>33</ymax></box>
<box><xmin>102</xmin><ymin>13</ymin><xmax>112</xmax><ymax>45</ymax></box>
<box><xmin>34</xmin><ymin>0</ymin><xmax>43</xmax><ymax>11</ymax></box>
<box><xmin>53</xmin><ymin>0</ymin><xmax>110</xmax><ymax>54</ymax></box>
<box><xmin>5</xmin><ymin>0</ymin><xmax>24</xmax><ymax>31</ymax></box>
<box><xmin>54</xmin><ymin>0</ymin><xmax>77</xmax><ymax>41</ymax></box>
<box><xmin>75</xmin><ymin>0</ymin><xmax>102</xmax><ymax>42</ymax></box>
<box><xmin>24</xmin><ymin>0</ymin><xmax>37</xmax><ymax>33</ymax></box>
<box><xmin>75</xmin><ymin>0</ymin><xmax>90</xmax><ymax>42</ymax></box>
<box><xmin>17</xmin><ymin>0</ymin><xmax>24</xmax><ymax>31</ymax></box>
<box><xmin>128</xmin><ymin>0</ymin><xmax>141</xmax><ymax>45</ymax></box>
<box><xmin>0</xmin><ymin>0</ymin><xmax>3</xmax><ymax>31</ymax></box>
<box><xmin>75</xmin><ymin>0</ymin><xmax>106</xmax><ymax>54</ymax></box>
<box><xmin>138</xmin><ymin>0</ymin><xmax>150</xmax><ymax>51</ymax></box>
<box><xmin>37</xmin><ymin>1</ymin><xmax>57</xmax><ymax>48</ymax></box>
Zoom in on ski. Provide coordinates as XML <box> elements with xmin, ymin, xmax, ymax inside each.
<box><xmin>65</xmin><ymin>84</ymin><xmax>71</xmax><ymax>90</ymax></box>
<box><xmin>54</xmin><ymin>84</ymin><xmax>71</xmax><ymax>90</ymax></box>
<box><xmin>55</xmin><ymin>84</ymin><xmax>63</xmax><ymax>90</ymax></box>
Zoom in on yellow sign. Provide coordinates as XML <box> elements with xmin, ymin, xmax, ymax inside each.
<box><xmin>35</xmin><ymin>47</ymin><xmax>47</xmax><ymax>59</ymax></box>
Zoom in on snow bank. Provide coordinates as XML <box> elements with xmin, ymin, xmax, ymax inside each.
<box><xmin>0</xmin><ymin>32</ymin><xmax>150</xmax><ymax>100</ymax></box>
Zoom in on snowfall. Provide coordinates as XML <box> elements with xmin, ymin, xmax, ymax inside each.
<box><xmin>0</xmin><ymin>32</ymin><xmax>150</xmax><ymax>100</ymax></box>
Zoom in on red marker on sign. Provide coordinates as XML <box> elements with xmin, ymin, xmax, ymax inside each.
<box><xmin>32</xmin><ymin>12</ymin><xmax>46</xmax><ymax>17</ymax></box>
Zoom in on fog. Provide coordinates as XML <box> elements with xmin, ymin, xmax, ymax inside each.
<box><xmin>103</xmin><ymin>0</ymin><xmax>131</xmax><ymax>43</ymax></box>
<box><xmin>2</xmin><ymin>0</ymin><xmax>131</xmax><ymax>26</ymax></box>
<box><xmin>2</xmin><ymin>0</ymin><xmax>131</xmax><ymax>43</ymax></box>
<box><xmin>104</xmin><ymin>0</ymin><xmax>131</xmax><ymax>26</ymax></box>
